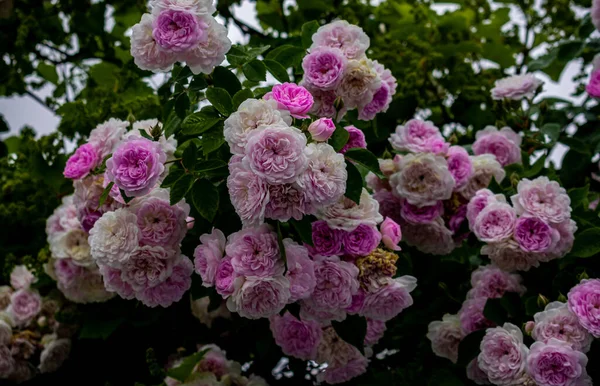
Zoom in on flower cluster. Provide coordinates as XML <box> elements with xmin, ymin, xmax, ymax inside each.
<box><xmin>164</xmin><ymin>344</ymin><xmax>267</xmax><ymax>386</ymax></box>
<box><xmin>130</xmin><ymin>0</ymin><xmax>231</xmax><ymax>74</ymax></box>
<box><xmin>51</xmin><ymin>118</ymin><xmax>194</xmax><ymax>307</ymax></box>
<box><xmin>224</xmin><ymin>88</ymin><xmax>354</xmax><ymax>226</ymax></box>
<box><xmin>369</xmin><ymin>119</ymin><xmax>507</xmax><ymax>254</ymax></box>
<box><xmin>299</xmin><ymin>20</ymin><xmax>397</xmax><ymax>121</ymax></box>
<box><xmin>427</xmin><ymin>265</ymin><xmax>525</xmax><ymax>363</ymax></box>
<box><xmin>0</xmin><ymin>266</ymin><xmax>75</xmax><ymax>382</ymax></box>
<box><xmin>468</xmin><ymin>176</ymin><xmax>575</xmax><ymax>272</ymax></box>
<box><xmin>490</xmin><ymin>73</ymin><xmax>542</xmax><ymax>101</ymax></box>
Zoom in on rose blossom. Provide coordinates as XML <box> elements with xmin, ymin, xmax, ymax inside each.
<box><xmin>89</xmin><ymin>208</ymin><xmax>139</xmax><ymax>267</ymax></box>
<box><xmin>447</xmin><ymin>146</ymin><xmax>473</xmax><ymax>188</ymax></box>
<box><xmin>343</xmin><ymin>224</ymin><xmax>381</xmax><ymax>256</ymax></box>
<box><xmin>270</xmin><ymin>312</ymin><xmax>322</xmax><ymax>360</ymax></box>
<box><xmin>106</xmin><ymin>137</ymin><xmax>166</xmax><ymax>197</ymax></box>
<box><xmin>389</xmin><ymin>152</ymin><xmax>455</xmax><ymax>207</ymax></box>
<box><xmin>0</xmin><ymin>345</ymin><xmax>15</xmax><ymax>378</ymax></box>
<box><xmin>468</xmin><ymin>265</ymin><xmax>525</xmax><ymax>299</ymax></box>
<box><xmin>9</xmin><ymin>289</ymin><xmax>42</xmax><ymax>326</ymax></box>
<box><xmin>358</xmin><ymin>78</ymin><xmax>391</xmax><ymax>121</ymax></box>
<box><xmin>226</xmin><ymin>225</ymin><xmax>283</xmax><ymax>277</ymax></box>
<box><xmin>309</xmin><ymin>220</ymin><xmax>343</xmax><ymax>256</ymax></box>
<box><xmin>460</xmin><ymin>297</ymin><xmax>495</xmax><ymax>335</ymax></box>
<box><xmin>99</xmin><ymin>265</ymin><xmax>135</xmax><ymax>300</ymax></box>
<box><xmin>467</xmin><ymin>358</ymin><xmax>492</xmax><ymax>385</ymax></box>
<box><xmin>586</xmin><ymin>69</ymin><xmax>600</xmax><ymax>98</ymax></box>
<box><xmin>472</xmin><ymin>202</ymin><xmax>517</xmax><ymax>243</ymax></box>
<box><xmin>365</xmin><ymin>318</ymin><xmax>386</xmax><ymax>346</ymax></box>
<box><xmin>195</xmin><ymin>345</ymin><xmax>231</xmax><ymax>378</ymax></box>
<box><xmin>401</xmin><ymin>217</ymin><xmax>455</xmax><ymax>255</ymax></box>
<box><xmin>297</xmin><ymin>143</ymin><xmax>347</xmax><ymax>206</ymax></box>
<box><xmin>374</xmin><ymin>190</ymin><xmax>403</xmax><ymax>225</ymax></box>
<box><xmin>460</xmin><ymin>154</ymin><xmax>506</xmax><ymax>199</ymax></box>
<box><xmin>567</xmin><ymin>279</ymin><xmax>600</xmax><ymax>337</ymax></box>
<box><xmin>315</xmin><ymin>189</ymin><xmax>383</xmax><ymax>232</ymax></box>
<box><xmin>88</xmin><ymin>118</ymin><xmax>129</xmax><ymax>158</ymax></box>
<box><xmin>307</xmin><ymin>86</ymin><xmax>337</xmax><ymax>118</ymax></box>
<box><xmin>478</xmin><ymin>323</ymin><xmax>529</xmax><ymax>385</ymax></box>
<box><xmin>511</xmin><ymin>177</ymin><xmax>571</xmax><ymax>224</ymax></box>
<box><xmin>337</xmin><ymin>58</ymin><xmax>381</xmax><ymax>109</ymax></box>
<box><xmin>308</xmin><ymin>118</ymin><xmax>335</xmax><ymax>141</ymax></box>
<box><xmin>491</xmin><ymin>74</ymin><xmax>542</xmax><ymax>100</ymax></box>
<box><xmin>39</xmin><ymin>338</ymin><xmax>71</xmax><ymax>373</ymax></box>
<box><xmin>10</xmin><ymin>266</ymin><xmax>35</xmax><ymax>290</ymax></box>
<box><xmin>152</xmin><ymin>9</ymin><xmax>207</xmax><ymax>52</ymax></box>
<box><xmin>138</xmin><ymin>255</ymin><xmax>193</xmax><ymax>308</ymax></box>
<box><xmin>317</xmin><ymin>328</ymin><xmax>368</xmax><ymax>383</ymax></box>
<box><xmin>473</xmin><ymin>126</ymin><xmax>522</xmax><ymax>166</ymax></box>
<box><xmin>50</xmin><ymin>228</ymin><xmax>93</xmax><ymax>266</ymax></box>
<box><xmin>380</xmin><ymin>217</ymin><xmax>401</xmax><ymax>251</ymax></box>
<box><xmin>401</xmin><ymin>200</ymin><xmax>444</xmax><ymax>224</ymax></box>
<box><xmin>339</xmin><ymin>125</ymin><xmax>367</xmax><ymax>153</ymax></box>
<box><xmin>532</xmin><ymin>302</ymin><xmax>593</xmax><ymax>353</ymax></box>
<box><xmin>481</xmin><ymin>239</ymin><xmax>540</xmax><ymax>272</ymax></box>
<box><xmin>308</xmin><ymin>255</ymin><xmax>359</xmax><ymax>311</ymax></box>
<box><xmin>320</xmin><ymin>354</ymin><xmax>368</xmax><ymax>385</ymax></box>
<box><xmin>426</xmin><ymin>314</ymin><xmax>463</xmax><ymax>363</ymax></box>
<box><xmin>227</xmin><ymin>160</ymin><xmax>270</xmax><ymax>226</ymax></box>
<box><xmin>389</xmin><ymin>119</ymin><xmax>446</xmax><ymax>154</ymax></box>
<box><xmin>180</xmin><ymin>15</ymin><xmax>232</xmax><ymax>75</ymax></box>
<box><xmin>265</xmin><ymin>83</ymin><xmax>314</xmax><ymax>119</ymax></box>
<box><xmin>467</xmin><ymin>189</ymin><xmax>505</xmax><ymax>227</ymax></box>
<box><xmin>361</xmin><ymin>276</ymin><xmax>416</xmax><ymax>321</ymax></box>
<box><xmin>527</xmin><ymin>339</ymin><xmax>588</xmax><ymax>386</ymax></box>
<box><xmin>63</xmin><ymin>143</ymin><xmax>100</xmax><ymax>179</ymax></box>
<box><xmin>547</xmin><ymin>219</ymin><xmax>577</xmax><ymax>259</ymax></box>
<box><xmin>227</xmin><ymin>275</ymin><xmax>290</xmax><ymax>319</ymax></box>
<box><xmin>214</xmin><ymin>257</ymin><xmax>236</xmax><ymax>298</ymax></box>
<box><xmin>130</xmin><ymin>14</ymin><xmax>176</xmax><ymax>72</ymax></box>
<box><xmin>302</xmin><ymin>47</ymin><xmax>347</xmax><ymax>90</ymax></box>
<box><xmin>264</xmin><ymin>183</ymin><xmax>308</xmax><ymax>222</ymax></box>
<box><xmin>284</xmin><ymin>240</ymin><xmax>316</xmax><ymax>302</ymax></box>
<box><xmin>514</xmin><ymin>216</ymin><xmax>558</xmax><ymax>253</ymax></box>
<box><xmin>310</xmin><ymin>20</ymin><xmax>370</xmax><ymax>60</ymax></box>
<box><xmin>244</xmin><ymin>125</ymin><xmax>307</xmax><ymax>185</ymax></box>
<box><xmin>121</xmin><ymin>245</ymin><xmax>174</xmax><ymax>290</ymax></box>
<box><xmin>135</xmin><ymin>196</ymin><xmax>187</xmax><ymax>247</ymax></box>
<box><xmin>193</xmin><ymin>229</ymin><xmax>226</xmax><ymax>287</ymax></box>
<box><xmin>150</xmin><ymin>0</ymin><xmax>216</xmax><ymax>16</ymax></box>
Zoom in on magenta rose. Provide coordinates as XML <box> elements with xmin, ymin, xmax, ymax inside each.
<box><xmin>447</xmin><ymin>146</ymin><xmax>473</xmax><ymax>188</ymax></box>
<box><xmin>459</xmin><ymin>297</ymin><xmax>495</xmax><ymax>335</ymax></box>
<box><xmin>120</xmin><ymin>245</ymin><xmax>174</xmax><ymax>291</ymax></box>
<box><xmin>309</xmin><ymin>220</ymin><xmax>343</xmax><ymax>257</ymax></box>
<box><xmin>342</xmin><ymin>224</ymin><xmax>381</xmax><ymax>256</ymax></box>
<box><xmin>270</xmin><ymin>312</ymin><xmax>322</xmax><ymax>360</ymax></box>
<box><xmin>527</xmin><ymin>339</ymin><xmax>588</xmax><ymax>386</ymax></box>
<box><xmin>586</xmin><ymin>69</ymin><xmax>600</xmax><ymax>98</ymax></box>
<box><xmin>308</xmin><ymin>255</ymin><xmax>359</xmax><ymax>311</ymax></box>
<box><xmin>214</xmin><ymin>256</ymin><xmax>236</xmax><ymax>298</ymax></box>
<box><xmin>302</xmin><ymin>47</ymin><xmax>347</xmax><ymax>90</ymax></box>
<box><xmin>285</xmin><ymin>240</ymin><xmax>316</xmax><ymax>302</ymax></box>
<box><xmin>308</xmin><ymin>118</ymin><xmax>336</xmax><ymax>141</ymax></box>
<box><xmin>226</xmin><ymin>225</ymin><xmax>283</xmax><ymax>277</ymax></box>
<box><xmin>266</xmin><ymin>83</ymin><xmax>314</xmax><ymax>119</ymax></box>
<box><xmin>64</xmin><ymin>143</ymin><xmax>100</xmax><ymax>179</ymax></box>
<box><xmin>340</xmin><ymin>126</ymin><xmax>367</xmax><ymax>153</ymax></box>
<box><xmin>106</xmin><ymin>138</ymin><xmax>166</xmax><ymax>197</ymax></box>
<box><xmin>138</xmin><ymin>256</ymin><xmax>193</xmax><ymax>308</ymax></box>
<box><xmin>401</xmin><ymin>200</ymin><xmax>444</xmax><ymax>224</ymax></box>
<box><xmin>365</xmin><ymin>318</ymin><xmax>387</xmax><ymax>346</ymax></box>
<box><xmin>152</xmin><ymin>9</ymin><xmax>208</xmax><ymax>52</ymax></box>
<box><xmin>9</xmin><ymin>289</ymin><xmax>42</xmax><ymax>326</ymax></box>
<box><xmin>380</xmin><ymin>217</ymin><xmax>401</xmax><ymax>251</ymax></box>
<box><xmin>567</xmin><ymin>279</ymin><xmax>600</xmax><ymax>337</ymax></box>
<box><xmin>193</xmin><ymin>229</ymin><xmax>226</xmax><ymax>287</ymax></box>
<box><xmin>514</xmin><ymin>216</ymin><xmax>558</xmax><ymax>253</ymax></box>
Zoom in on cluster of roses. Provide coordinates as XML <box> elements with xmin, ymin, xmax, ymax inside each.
<box><xmin>368</xmin><ymin>119</ymin><xmax>508</xmax><ymax>255</ymax></box>
<box><xmin>465</xmin><ymin>278</ymin><xmax>600</xmax><ymax>386</ymax></box>
<box><xmin>0</xmin><ymin>266</ymin><xmax>74</xmax><ymax>382</ymax></box>
<box><xmin>130</xmin><ymin>0</ymin><xmax>231</xmax><ymax>74</ymax></box>
<box><xmin>426</xmin><ymin>265</ymin><xmax>526</xmax><ymax>365</ymax></box>
<box><xmin>165</xmin><ymin>344</ymin><xmax>267</xmax><ymax>386</ymax></box>
<box><xmin>467</xmin><ymin>176</ymin><xmax>576</xmax><ymax>272</ymax></box>
<box><xmin>299</xmin><ymin>20</ymin><xmax>397</xmax><ymax>121</ymax></box>
<box><xmin>52</xmin><ymin>118</ymin><xmax>194</xmax><ymax>307</ymax></box>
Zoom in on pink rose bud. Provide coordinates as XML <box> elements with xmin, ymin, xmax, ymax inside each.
<box><xmin>308</xmin><ymin>118</ymin><xmax>335</xmax><ymax>141</ymax></box>
<box><xmin>380</xmin><ymin>217</ymin><xmax>401</xmax><ymax>251</ymax></box>
<box><xmin>525</xmin><ymin>321</ymin><xmax>535</xmax><ymax>335</ymax></box>
<box><xmin>186</xmin><ymin>216</ymin><xmax>195</xmax><ymax>230</ymax></box>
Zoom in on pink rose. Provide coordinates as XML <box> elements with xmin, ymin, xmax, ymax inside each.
<box><xmin>227</xmin><ymin>275</ymin><xmax>290</xmax><ymax>319</ymax></box>
<box><xmin>63</xmin><ymin>143</ymin><xmax>100</xmax><ymax>179</ymax></box>
<box><xmin>482</xmin><ymin>240</ymin><xmax>541</xmax><ymax>272</ymax></box>
<box><xmin>10</xmin><ymin>266</ymin><xmax>35</xmax><ymax>290</ymax></box>
<box><xmin>527</xmin><ymin>339</ymin><xmax>588</xmax><ymax>386</ymax></box>
<box><xmin>514</xmin><ymin>216</ymin><xmax>558</xmax><ymax>253</ymax></box>
<box><xmin>473</xmin><ymin>126</ymin><xmax>522</xmax><ymax>166</ymax></box>
<box><xmin>380</xmin><ymin>217</ymin><xmax>401</xmax><ymax>251</ymax></box>
<box><xmin>308</xmin><ymin>118</ymin><xmax>336</xmax><ymax>141</ymax></box>
<box><xmin>227</xmin><ymin>160</ymin><xmax>270</xmax><ymax>227</ymax></box>
<box><xmin>9</xmin><ymin>289</ymin><xmax>42</xmax><ymax>326</ymax></box>
<box><xmin>426</xmin><ymin>314</ymin><xmax>463</xmax><ymax>363</ymax></box>
<box><xmin>400</xmin><ymin>200</ymin><xmax>444</xmax><ymax>224</ymax></box>
<box><xmin>360</xmin><ymin>276</ymin><xmax>416</xmax><ymax>321</ymax></box>
<box><xmin>136</xmin><ymin>196</ymin><xmax>187</xmax><ymax>247</ymax></box>
<box><xmin>364</xmin><ymin>318</ymin><xmax>386</xmax><ymax>346</ymax></box>
<box><xmin>339</xmin><ymin>126</ymin><xmax>367</xmax><ymax>154</ymax></box>
<box><xmin>491</xmin><ymin>74</ymin><xmax>542</xmax><ymax>100</ymax></box>
<box><xmin>152</xmin><ymin>9</ymin><xmax>208</xmax><ymax>52</ymax></box>
<box><xmin>270</xmin><ymin>312</ymin><xmax>322</xmax><ymax>360</ymax></box>
<box><xmin>302</xmin><ymin>47</ymin><xmax>347</xmax><ymax>90</ymax></box>
<box><xmin>586</xmin><ymin>69</ymin><xmax>600</xmax><ymax>97</ymax></box>
<box><xmin>310</xmin><ymin>20</ymin><xmax>370</xmax><ymax>60</ymax></box>
<box><xmin>466</xmin><ymin>189</ymin><xmax>501</xmax><ymax>227</ymax></box>
<box><xmin>308</xmin><ymin>255</ymin><xmax>359</xmax><ymax>311</ymax></box>
<box><xmin>460</xmin><ymin>297</ymin><xmax>495</xmax><ymax>335</ymax></box>
<box><xmin>138</xmin><ymin>256</ymin><xmax>193</xmax><ymax>308</ymax></box>
<box><xmin>342</xmin><ymin>224</ymin><xmax>381</xmax><ymax>257</ymax></box>
<box><xmin>467</xmin><ymin>358</ymin><xmax>492</xmax><ymax>385</ymax></box>
<box><xmin>511</xmin><ymin>177</ymin><xmax>571</xmax><ymax>224</ymax></box>
<box><xmin>447</xmin><ymin>146</ymin><xmax>473</xmax><ymax>188</ymax></box>
<box><xmin>468</xmin><ymin>265</ymin><xmax>525</xmax><ymax>299</ymax></box>
<box><xmin>567</xmin><ymin>279</ymin><xmax>600</xmax><ymax>338</ymax></box>
<box><xmin>99</xmin><ymin>265</ymin><xmax>135</xmax><ymax>300</ymax></box>
<box><xmin>121</xmin><ymin>245</ymin><xmax>175</xmax><ymax>291</ymax></box>
<box><xmin>472</xmin><ymin>202</ymin><xmax>517</xmax><ymax>243</ymax></box>
<box><xmin>226</xmin><ymin>225</ymin><xmax>283</xmax><ymax>277</ymax></box>
<box><xmin>297</xmin><ymin>143</ymin><xmax>347</xmax><ymax>206</ymax></box>
<box><xmin>478</xmin><ymin>323</ymin><xmax>529</xmax><ymax>385</ymax></box>
<box><xmin>214</xmin><ymin>256</ymin><xmax>236</xmax><ymax>298</ymax></box>
<box><xmin>264</xmin><ymin>183</ymin><xmax>309</xmax><ymax>222</ymax></box>
<box><xmin>532</xmin><ymin>302</ymin><xmax>593</xmax><ymax>353</ymax></box>
<box><xmin>194</xmin><ymin>229</ymin><xmax>226</xmax><ymax>286</ymax></box>
<box><xmin>285</xmin><ymin>240</ymin><xmax>316</xmax><ymax>302</ymax></box>
<box><xmin>266</xmin><ymin>83</ymin><xmax>314</xmax><ymax>119</ymax></box>
<box><xmin>389</xmin><ymin>119</ymin><xmax>445</xmax><ymax>154</ymax></box>
<box><xmin>308</xmin><ymin>220</ymin><xmax>343</xmax><ymax>257</ymax></box>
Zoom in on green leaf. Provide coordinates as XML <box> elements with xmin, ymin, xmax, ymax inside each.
<box><xmin>331</xmin><ymin>314</ymin><xmax>367</xmax><ymax>354</ymax></box>
<box><xmin>557</xmin><ymin>40</ymin><xmax>584</xmax><ymax>62</ymax></box>
<box><xmin>264</xmin><ymin>60</ymin><xmax>290</xmax><ymax>83</ymax></box>
<box><xmin>265</xmin><ymin>45</ymin><xmax>306</xmax><ymax>68</ymax></box>
<box><xmin>175</xmin><ymin>92</ymin><xmax>190</xmax><ymax>119</ymax></box>
<box><xmin>202</xmin><ymin>124</ymin><xmax>225</xmax><ymax>155</ymax></box>
<box><xmin>345</xmin><ymin>161</ymin><xmax>363</xmax><ymax>204</ymax></box>
<box><xmin>457</xmin><ymin>330</ymin><xmax>486</xmax><ymax>367</ymax></box>
<box><xmin>195</xmin><ymin>160</ymin><xmax>228</xmax><ymax>178</ymax></box>
<box><xmin>344</xmin><ymin>148</ymin><xmax>384</xmax><ymax>178</ymax></box>
<box><xmin>161</xmin><ymin>168</ymin><xmax>185</xmax><ymax>188</ymax></box>
<box><xmin>97</xmin><ymin>182</ymin><xmax>114</xmax><ymax>209</ymax></box>
<box><xmin>182</xmin><ymin>141</ymin><xmax>197</xmax><ymax>171</ymax></box>
<box><xmin>541</xmin><ymin>123</ymin><xmax>561</xmax><ymax>143</ymax></box>
<box><xmin>79</xmin><ymin>316</ymin><xmax>125</xmax><ymax>340</ymax></box>
<box><xmin>483</xmin><ymin>298</ymin><xmax>508</xmax><ymax>325</ymax></box>
<box><xmin>166</xmin><ymin>349</ymin><xmax>209</xmax><ymax>382</ymax></box>
<box><xmin>164</xmin><ymin>111</ymin><xmax>182</xmax><ymax>138</ymax></box>
<box><xmin>89</xmin><ymin>62</ymin><xmax>120</xmax><ymax>85</ymax></box>
<box><xmin>138</xmin><ymin>129</ymin><xmax>153</xmax><ymax>141</ymax></box>
<box><xmin>571</xmin><ymin>228</ymin><xmax>600</xmax><ymax>258</ymax></box>
<box><xmin>276</xmin><ymin>222</ymin><xmax>288</xmax><ymax>273</ymax></box>
<box><xmin>528</xmin><ymin>49</ymin><xmax>557</xmax><ymax>71</ymax></box>
<box><xmin>205</xmin><ymin>87</ymin><xmax>233</xmax><ymax>116</ymax></box>
<box><xmin>189</xmin><ymin>75</ymin><xmax>208</xmax><ymax>91</ymax></box>
<box><xmin>226</xmin><ymin>45</ymin><xmax>251</xmax><ymax>67</ymax></box>
<box><xmin>191</xmin><ymin>178</ymin><xmax>219</xmax><ymax>222</ymax></box>
<box><xmin>3</xmin><ymin>136</ymin><xmax>20</xmax><ymax>153</ymax></box>
<box><xmin>119</xmin><ymin>188</ymin><xmax>134</xmax><ymax>204</ymax></box>
<box><xmin>568</xmin><ymin>185</ymin><xmax>589</xmax><ymax>209</ymax></box>
<box><xmin>301</xmin><ymin>20</ymin><xmax>320</xmax><ymax>49</ymax></box>
<box><xmin>181</xmin><ymin>112</ymin><xmax>222</xmax><ymax>136</ymax></box>
<box><xmin>242</xmin><ymin>60</ymin><xmax>267</xmax><ymax>82</ymax></box>
<box><xmin>0</xmin><ymin>115</ymin><xmax>8</xmax><ymax>133</ymax></box>
<box><xmin>289</xmin><ymin>217</ymin><xmax>314</xmax><ymax>247</ymax></box>
<box><xmin>212</xmin><ymin>66</ymin><xmax>242</xmax><ymax>95</ymax></box>
<box><xmin>172</xmin><ymin>65</ymin><xmax>193</xmax><ymax>83</ymax></box>
<box><xmin>578</xmin><ymin>14</ymin><xmax>594</xmax><ymax>38</ymax></box>
<box><xmin>170</xmin><ymin>174</ymin><xmax>194</xmax><ymax>205</ymax></box>
<box><xmin>233</xmin><ymin>88</ymin><xmax>255</xmax><ymax>110</ymax></box>
<box><xmin>560</xmin><ymin>148</ymin><xmax>590</xmax><ymax>188</ymax></box>
<box><xmin>37</xmin><ymin>62</ymin><xmax>59</xmax><ymax>85</ymax></box>
<box><xmin>329</xmin><ymin>125</ymin><xmax>350</xmax><ymax>152</ymax></box>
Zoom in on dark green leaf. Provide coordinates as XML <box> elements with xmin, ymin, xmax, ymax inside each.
<box><xmin>528</xmin><ymin>49</ymin><xmax>557</xmax><ymax>71</ymax></box>
<box><xmin>568</xmin><ymin>185</ymin><xmax>589</xmax><ymax>209</ymax></box>
<box><xmin>119</xmin><ymin>189</ymin><xmax>134</xmax><ymax>204</ymax></box>
<box><xmin>525</xmin><ymin>296</ymin><xmax>542</xmax><ymax>316</ymax></box>
<box><xmin>195</xmin><ymin>160</ymin><xmax>228</xmax><ymax>178</ymax></box>
<box><xmin>202</xmin><ymin>124</ymin><xmax>225</xmax><ymax>155</ymax></box>
<box><xmin>571</xmin><ymin>228</ymin><xmax>600</xmax><ymax>258</ymax></box>
<box><xmin>264</xmin><ymin>60</ymin><xmax>290</xmax><ymax>83</ymax></box>
<box><xmin>266</xmin><ymin>45</ymin><xmax>306</xmax><ymax>68</ymax></box>
<box><xmin>212</xmin><ymin>66</ymin><xmax>242</xmax><ymax>95</ymax></box>
<box><xmin>175</xmin><ymin>92</ymin><xmax>190</xmax><ymax>119</ymax></box>
<box><xmin>182</xmin><ymin>142</ymin><xmax>197</xmax><ymax>171</ymax></box>
<box><xmin>276</xmin><ymin>222</ymin><xmax>288</xmax><ymax>273</ymax></box>
<box><xmin>345</xmin><ymin>161</ymin><xmax>363</xmax><ymax>204</ymax></box>
<box><xmin>205</xmin><ymin>87</ymin><xmax>233</xmax><ymax>116</ymax></box>
<box><xmin>161</xmin><ymin>168</ymin><xmax>185</xmax><ymax>188</ymax></box>
<box><xmin>97</xmin><ymin>182</ymin><xmax>114</xmax><ymax>209</ymax></box>
<box><xmin>344</xmin><ymin>148</ymin><xmax>384</xmax><ymax>178</ymax></box>
<box><xmin>170</xmin><ymin>174</ymin><xmax>194</xmax><ymax>205</ymax></box>
<box><xmin>483</xmin><ymin>298</ymin><xmax>508</xmax><ymax>325</ymax></box>
<box><xmin>164</xmin><ymin>111</ymin><xmax>182</xmax><ymax>138</ymax></box>
<box><xmin>523</xmin><ymin>154</ymin><xmax>546</xmax><ymax>178</ymax></box>
<box><xmin>242</xmin><ymin>60</ymin><xmax>267</xmax><ymax>82</ymax></box>
<box><xmin>0</xmin><ymin>115</ymin><xmax>8</xmax><ymax>133</ymax></box>
<box><xmin>37</xmin><ymin>62</ymin><xmax>59</xmax><ymax>85</ymax></box>
<box><xmin>138</xmin><ymin>129</ymin><xmax>153</xmax><ymax>141</ymax></box>
<box><xmin>233</xmin><ymin>88</ymin><xmax>255</xmax><ymax>109</ymax></box>
<box><xmin>189</xmin><ymin>75</ymin><xmax>208</xmax><ymax>91</ymax></box>
<box><xmin>181</xmin><ymin>112</ymin><xmax>222</xmax><ymax>136</ymax></box>
<box><xmin>560</xmin><ymin>148</ymin><xmax>590</xmax><ymax>188</ymax></box>
<box><xmin>173</xmin><ymin>65</ymin><xmax>193</xmax><ymax>83</ymax></box>
<box><xmin>541</xmin><ymin>123</ymin><xmax>561</xmax><ymax>143</ymax></box>
<box><xmin>329</xmin><ymin>125</ymin><xmax>350</xmax><ymax>152</ymax></box>
<box><xmin>457</xmin><ymin>330</ymin><xmax>486</xmax><ymax>367</ymax></box>
<box><xmin>191</xmin><ymin>178</ymin><xmax>219</xmax><ymax>222</ymax></box>
<box><xmin>226</xmin><ymin>45</ymin><xmax>251</xmax><ymax>67</ymax></box>
<box><xmin>331</xmin><ymin>314</ymin><xmax>367</xmax><ymax>354</ymax></box>
<box><xmin>166</xmin><ymin>349</ymin><xmax>209</xmax><ymax>382</ymax></box>
<box><xmin>301</xmin><ymin>21</ymin><xmax>320</xmax><ymax>49</ymax></box>
<box><xmin>289</xmin><ymin>217</ymin><xmax>314</xmax><ymax>247</ymax></box>
<box><xmin>578</xmin><ymin>14</ymin><xmax>594</xmax><ymax>38</ymax></box>
<box><xmin>557</xmin><ymin>40</ymin><xmax>584</xmax><ymax>61</ymax></box>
